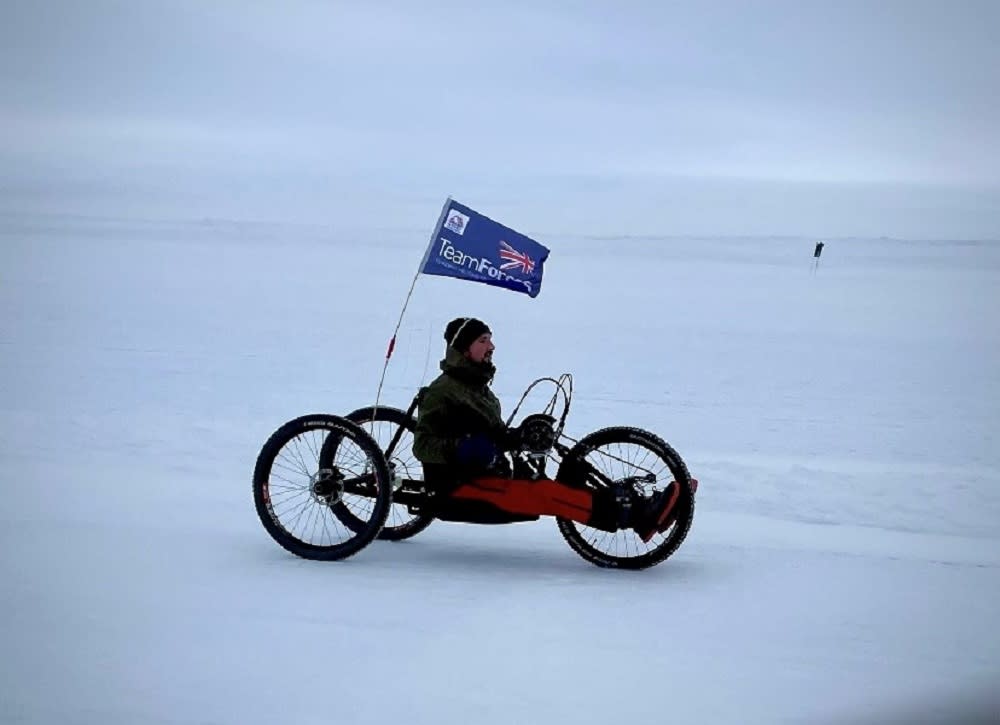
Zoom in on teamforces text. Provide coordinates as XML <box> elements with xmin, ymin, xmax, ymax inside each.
<box><xmin>435</xmin><ymin>238</ymin><xmax>533</xmax><ymax>294</ymax></box>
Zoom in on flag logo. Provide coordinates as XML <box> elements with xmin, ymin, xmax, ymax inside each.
<box><xmin>444</xmin><ymin>209</ymin><xmax>469</xmax><ymax>235</ymax></box>
<box><xmin>498</xmin><ymin>240</ymin><xmax>535</xmax><ymax>275</ymax></box>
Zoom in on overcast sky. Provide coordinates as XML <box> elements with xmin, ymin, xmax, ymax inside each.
<box><xmin>2</xmin><ymin>0</ymin><xmax>998</xmax><ymax>238</ymax></box>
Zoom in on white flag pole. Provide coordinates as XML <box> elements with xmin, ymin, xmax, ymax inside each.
<box><xmin>371</xmin><ymin>197</ymin><xmax>452</xmax><ymax>419</ymax></box>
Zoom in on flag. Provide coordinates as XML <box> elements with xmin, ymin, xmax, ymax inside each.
<box><xmin>418</xmin><ymin>198</ymin><xmax>550</xmax><ymax>298</ymax></box>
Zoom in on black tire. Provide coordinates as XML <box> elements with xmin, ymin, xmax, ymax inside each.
<box><xmin>323</xmin><ymin>406</ymin><xmax>434</xmax><ymax>541</ymax></box>
<box><xmin>253</xmin><ymin>414</ymin><xmax>392</xmax><ymax>561</ymax></box>
<box><xmin>555</xmin><ymin>426</ymin><xmax>695</xmax><ymax>570</ymax></box>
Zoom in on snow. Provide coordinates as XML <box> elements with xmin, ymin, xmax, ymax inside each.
<box><xmin>2</xmin><ymin>214</ymin><xmax>998</xmax><ymax>724</ymax></box>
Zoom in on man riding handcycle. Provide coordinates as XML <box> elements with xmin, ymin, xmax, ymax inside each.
<box><xmin>251</xmin><ymin>317</ymin><xmax>698</xmax><ymax>570</ymax></box>
<box><xmin>415</xmin><ymin>317</ymin><xmax>693</xmax><ymax>542</ymax></box>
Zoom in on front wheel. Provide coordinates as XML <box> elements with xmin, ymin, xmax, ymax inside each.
<box><xmin>252</xmin><ymin>414</ymin><xmax>392</xmax><ymax>561</ymax></box>
<box><xmin>555</xmin><ymin>426</ymin><xmax>695</xmax><ymax>570</ymax></box>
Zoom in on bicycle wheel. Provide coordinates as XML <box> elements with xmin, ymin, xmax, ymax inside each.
<box><xmin>341</xmin><ymin>406</ymin><xmax>435</xmax><ymax>541</ymax></box>
<box><xmin>555</xmin><ymin>426</ymin><xmax>695</xmax><ymax>570</ymax></box>
<box><xmin>253</xmin><ymin>414</ymin><xmax>391</xmax><ymax>561</ymax></box>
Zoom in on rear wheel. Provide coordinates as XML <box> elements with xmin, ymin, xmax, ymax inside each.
<box><xmin>319</xmin><ymin>406</ymin><xmax>434</xmax><ymax>541</ymax></box>
<box><xmin>555</xmin><ymin>426</ymin><xmax>695</xmax><ymax>570</ymax></box>
<box><xmin>252</xmin><ymin>414</ymin><xmax>392</xmax><ymax>561</ymax></box>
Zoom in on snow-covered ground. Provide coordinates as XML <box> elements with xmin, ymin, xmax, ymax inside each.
<box><xmin>2</xmin><ymin>213</ymin><xmax>998</xmax><ymax>724</ymax></box>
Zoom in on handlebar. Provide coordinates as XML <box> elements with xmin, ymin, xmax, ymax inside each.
<box><xmin>505</xmin><ymin>373</ymin><xmax>573</xmax><ymax>453</ymax></box>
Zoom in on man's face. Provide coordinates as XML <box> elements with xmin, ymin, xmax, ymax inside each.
<box><xmin>465</xmin><ymin>333</ymin><xmax>495</xmax><ymax>364</ymax></box>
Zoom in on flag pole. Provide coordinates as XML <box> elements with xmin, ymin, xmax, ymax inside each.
<box><xmin>371</xmin><ymin>197</ymin><xmax>452</xmax><ymax>419</ymax></box>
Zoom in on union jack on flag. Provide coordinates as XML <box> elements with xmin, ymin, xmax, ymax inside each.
<box><xmin>498</xmin><ymin>240</ymin><xmax>535</xmax><ymax>275</ymax></box>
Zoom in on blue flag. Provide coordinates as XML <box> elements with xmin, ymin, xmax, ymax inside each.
<box><xmin>419</xmin><ymin>198</ymin><xmax>550</xmax><ymax>298</ymax></box>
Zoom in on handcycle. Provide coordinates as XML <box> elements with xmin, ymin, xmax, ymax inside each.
<box><xmin>252</xmin><ymin>374</ymin><xmax>697</xmax><ymax>570</ymax></box>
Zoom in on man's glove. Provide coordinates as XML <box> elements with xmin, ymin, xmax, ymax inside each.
<box><xmin>455</xmin><ymin>434</ymin><xmax>499</xmax><ymax>467</ymax></box>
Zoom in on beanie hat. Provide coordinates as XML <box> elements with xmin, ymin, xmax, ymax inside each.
<box><xmin>444</xmin><ymin>317</ymin><xmax>491</xmax><ymax>352</ymax></box>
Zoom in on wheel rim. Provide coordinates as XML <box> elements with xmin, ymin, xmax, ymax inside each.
<box><xmin>265</xmin><ymin>427</ymin><xmax>383</xmax><ymax>547</ymax></box>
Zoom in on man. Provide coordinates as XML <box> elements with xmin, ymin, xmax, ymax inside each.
<box><xmin>413</xmin><ymin>317</ymin><xmax>682</xmax><ymax>541</ymax></box>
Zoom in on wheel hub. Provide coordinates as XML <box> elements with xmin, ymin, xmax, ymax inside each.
<box><xmin>310</xmin><ymin>467</ymin><xmax>344</xmax><ymax>504</ymax></box>
<box><xmin>388</xmin><ymin>460</ymin><xmax>406</xmax><ymax>491</ymax></box>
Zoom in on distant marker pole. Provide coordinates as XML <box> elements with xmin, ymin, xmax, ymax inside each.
<box><xmin>812</xmin><ymin>241</ymin><xmax>825</xmax><ymax>274</ymax></box>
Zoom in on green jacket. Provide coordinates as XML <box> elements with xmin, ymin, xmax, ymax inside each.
<box><xmin>413</xmin><ymin>347</ymin><xmax>505</xmax><ymax>465</ymax></box>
